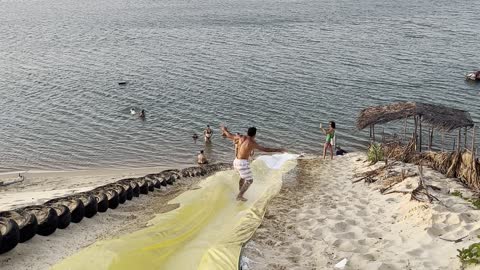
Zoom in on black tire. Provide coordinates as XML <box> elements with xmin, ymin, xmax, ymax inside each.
<box><xmin>160</xmin><ymin>177</ymin><xmax>168</xmax><ymax>187</ymax></box>
<box><xmin>76</xmin><ymin>194</ymin><xmax>98</xmax><ymax>218</ymax></box>
<box><xmin>0</xmin><ymin>218</ymin><xmax>20</xmax><ymax>254</ymax></box>
<box><xmin>93</xmin><ymin>192</ymin><xmax>109</xmax><ymax>213</ymax></box>
<box><xmin>50</xmin><ymin>205</ymin><xmax>71</xmax><ymax>229</ymax></box>
<box><xmin>146</xmin><ymin>180</ymin><xmax>155</xmax><ymax>192</ymax></box>
<box><xmin>0</xmin><ymin>210</ymin><xmax>38</xmax><ymax>243</ymax></box>
<box><xmin>166</xmin><ymin>175</ymin><xmax>174</xmax><ymax>185</ymax></box>
<box><xmin>116</xmin><ymin>182</ymin><xmax>133</xmax><ymax>201</ymax></box>
<box><xmin>136</xmin><ymin>179</ymin><xmax>148</xmax><ymax>195</ymax></box>
<box><xmin>152</xmin><ymin>179</ymin><xmax>162</xmax><ymax>189</ymax></box>
<box><xmin>59</xmin><ymin>198</ymin><xmax>85</xmax><ymax>223</ymax></box>
<box><xmin>105</xmin><ymin>189</ymin><xmax>119</xmax><ymax>209</ymax></box>
<box><xmin>115</xmin><ymin>185</ymin><xmax>127</xmax><ymax>204</ymax></box>
<box><xmin>23</xmin><ymin>206</ymin><xmax>58</xmax><ymax>236</ymax></box>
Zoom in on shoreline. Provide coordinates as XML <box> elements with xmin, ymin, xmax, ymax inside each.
<box><xmin>0</xmin><ymin>164</ymin><xmax>191</xmax><ymax>212</ymax></box>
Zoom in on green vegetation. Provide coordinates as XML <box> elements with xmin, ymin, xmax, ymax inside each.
<box><xmin>367</xmin><ymin>143</ymin><xmax>384</xmax><ymax>164</ymax></box>
<box><xmin>450</xmin><ymin>191</ymin><xmax>480</xmax><ymax>210</ymax></box>
<box><xmin>458</xmin><ymin>239</ymin><xmax>480</xmax><ymax>265</ymax></box>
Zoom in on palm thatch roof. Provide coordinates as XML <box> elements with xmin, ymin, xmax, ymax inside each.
<box><xmin>357</xmin><ymin>102</ymin><xmax>474</xmax><ymax>131</ymax></box>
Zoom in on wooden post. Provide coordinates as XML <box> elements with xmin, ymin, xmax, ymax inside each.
<box><xmin>414</xmin><ymin>116</ymin><xmax>418</xmax><ymax>151</ymax></box>
<box><xmin>472</xmin><ymin>125</ymin><xmax>476</xmax><ymax>168</ymax></box>
<box><xmin>382</xmin><ymin>127</ymin><xmax>385</xmax><ymax>143</ymax></box>
<box><xmin>453</xmin><ymin>138</ymin><xmax>456</xmax><ymax>151</ymax></box>
<box><xmin>369</xmin><ymin>125</ymin><xmax>372</xmax><ymax>141</ymax></box>
<box><xmin>464</xmin><ymin>127</ymin><xmax>468</xmax><ymax>149</ymax></box>
<box><xmin>419</xmin><ymin>116</ymin><xmax>422</xmax><ymax>152</ymax></box>
<box><xmin>403</xmin><ymin>117</ymin><xmax>407</xmax><ymax>144</ymax></box>
<box><xmin>428</xmin><ymin>126</ymin><xmax>433</xmax><ymax>151</ymax></box>
<box><xmin>442</xmin><ymin>130</ymin><xmax>445</xmax><ymax>152</ymax></box>
<box><xmin>458</xmin><ymin>129</ymin><xmax>461</xmax><ymax>152</ymax></box>
<box><xmin>372</xmin><ymin>125</ymin><xmax>376</xmax><ymax>143</ymax></box>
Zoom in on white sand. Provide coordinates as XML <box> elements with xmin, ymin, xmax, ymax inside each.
<box><xmin>242</xmin><ymin>153</ymin><xmax>480</xmax><ymax>270</ymax></box>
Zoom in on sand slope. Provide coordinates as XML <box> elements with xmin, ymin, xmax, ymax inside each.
<box><xmin>243</xmin><ymin>153</ymin><xmax>480</xmax><ymax>270</ymax></box>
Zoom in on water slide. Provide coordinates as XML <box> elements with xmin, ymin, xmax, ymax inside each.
<box><xmin>51</xmin><ymin>154</ymin><xmax>298</xmax><ymax>270</ymax></box>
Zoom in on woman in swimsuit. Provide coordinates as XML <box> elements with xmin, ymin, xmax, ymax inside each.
<box><xmin>320</xmin><ymin>121</ymin><xmax>336</xmax><ymax>160</ymax></box>
<box><xmin>204</xmin><ymin>125</ymin><xmax>213</xmax><ymax>143</ymax></box>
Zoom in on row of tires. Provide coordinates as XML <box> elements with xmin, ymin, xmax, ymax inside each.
<box><xmin>0</xmin><ymin>164</ymin><xmax>231</xmax><ymax>255</ymax></box>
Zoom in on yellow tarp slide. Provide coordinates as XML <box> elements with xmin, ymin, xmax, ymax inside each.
<box><xmin>52</xmin><ymin>154</ymin><xmax>298</xmax><ymax>270</ymax></box>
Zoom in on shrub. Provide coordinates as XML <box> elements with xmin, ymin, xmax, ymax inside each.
<box><xmin>367</xmin><ymin>143</ymin><xmax>384</xmax><ymax>164</ymax></box>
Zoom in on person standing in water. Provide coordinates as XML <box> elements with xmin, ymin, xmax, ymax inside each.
<box><xmin>320</xmin><ymin>121</ymin><xmax>336</xmax><ymax>160</ymax></box>
<box><xmin>221</xmin><ymin>125</ymin><xmax>286</xmax><ymax>201</ymax></box>
<box><xmin>204</xmin><ymin>125</ymin><xmax>213</xmax><ymax>143</ymax></box>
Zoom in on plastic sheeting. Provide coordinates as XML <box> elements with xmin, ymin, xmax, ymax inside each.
<box><xmin>52</xmin><ymin>154</ymin><xmax>298</xmax><ymax>270</ymax></box>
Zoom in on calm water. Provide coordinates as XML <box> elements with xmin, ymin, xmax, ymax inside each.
<box><xmin>1</xmin><ymin>0</ymin><xmax>480</xmax><ymax>172</ymax></box>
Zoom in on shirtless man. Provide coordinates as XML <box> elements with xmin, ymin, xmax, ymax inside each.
<box><xmin>221</xmin><ymin>125</ymin><xmax>286</xmax><ymax>201</ymax></box>
<box><xmin>204</xmin><ymin>125</ymin><xmax>213</xmax><ymax>143</ymax></box>
<box><xmin>197</xmin><ymin>150</ymin><xmax>208</xmax><ymax>164</ymax></box>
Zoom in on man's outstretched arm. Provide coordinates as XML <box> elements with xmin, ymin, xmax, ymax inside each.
<box><xmin>255</xmin><ymin>143</ymin><xmax>286</xmax><ymax>153</ymax></box>
<box><xmin>220</xmin><ymin>125</ymin><xmax>236</xmax><ymax>140</ymax></box>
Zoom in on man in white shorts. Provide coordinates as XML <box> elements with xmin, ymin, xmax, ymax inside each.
<box><xmin>221</xmin><ymin>126</ymin><xmax>286</xmax><ymax>201</ymax></box>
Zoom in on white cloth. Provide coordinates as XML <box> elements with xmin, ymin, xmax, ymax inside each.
<box><xmin>256</xmin><ymin>153</ymin><xmax>299</xmax><ymax>170</ymax></box>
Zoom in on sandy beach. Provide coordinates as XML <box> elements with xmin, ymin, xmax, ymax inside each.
<box><xmin>0</xmin><ymin>166</ymin><xmax>202</xmax><ymax>270</ymax></box>
<box><xmin>242</xmin><ymin>153</ymin><xmax>480</xmax><ymax>270</ymax></box>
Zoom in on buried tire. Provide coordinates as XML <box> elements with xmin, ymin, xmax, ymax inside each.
<box><xmin>23</xmin><ymin>206</ymin><xmax>58</xmax><ymax>236</ymax></box>
<box><xmin>0</xmin><ymin>218</ymin><xmax>20</xmax><ymax>254</ymax></box>
<box><xmin>49</xmin><ymin>205</ymin><xmax>71</xmax><ymax>229</ymax></box>
<box><xmin>146</xmin><ymin>180</ymin><xmax>155</xmax><ymax>192</ymax></box>
<box><xmin>135</xmin><ymin>179</ymin><xmax>148</xmax><ymax>195</ymax></box>
<box><xmin>118</xmin><ymin>182</ymin><xmax>133</xmax><ymax>200</ymax></box>
<box><xmin>50</xmin><ymin>198</ymin><xmax>85</xmax><ymax>224</ymax></box>
<box><xmin>92</xmin><ymin>192</ymin><xmax>109</xmax><ymax>213</ymax></box>
<box><xmin>0</xmin><ymin>210</ymin><xmax>38</xmax><ymax>243</ymax></box>
<box><xmin>103</xmin><ymin>189</ymin><xmax>119</xmax><ymax>209</ymax></box>
<box><xmin>152</xmin><ymin>179</ymin><xmax>162</xmax><ymax>189</ymax></box>
<box><xmin>76</xmin><ymin>194</ymin><xmax>98</xmax><ymax>218</ymax></box>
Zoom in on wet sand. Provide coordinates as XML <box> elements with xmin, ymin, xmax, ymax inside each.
<box><xmin>242</xmin><ymin>153</ymin><xmax>480</xmax><ymax>270</ymax></box>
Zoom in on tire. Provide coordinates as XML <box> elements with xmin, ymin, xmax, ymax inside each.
<box><xmin>93</xmin><ymin>192</ymin><xmax>109</xmax><ymax>213</ymax></box>
<box><xmin>60</xmin><ymin>198</ymin><xmax>85</xmax><ymax>223</ymax></box>
<box><xmin>146</xmin><ymin>180</ymin><xmax>155</xmax><ymax>192</ymax></box>
<box><xmin>117</xmin><ymin>182</ymin><xmax>133</xmax><ymax>201</ymax></box>
<box><xmin>23</xmin><ymin>206</ymin><xmax>58</xmax><ymax>236</ymax></box>
<box><xmin>112</xmin><ymin>185</ymin><xmax>127</xmax><ymax>204</ymax></box>
<box><xmin>166</xmin><ymin>175</ymin><xmax>174</xmax><ymax>185</ymax></box>
<box><xmin>0</xmin><ymin>218</ymin><xmax>20</xmax><ymax>254</ymax></box>
<box><xmin>0</xmin><ymin>210</ymin><xmax>37</xmax><ymax>243</ymax></box>
<box><xmin>76</xmin><ymin>194</ymin><xmax>98</xmax><ymax>218</ymax></box>
<box><xmin>160</xmin><ymin>177</ymin><xmax>168</xmax><ymax>187</ymax></box>
<box><xmin>136</xmin><ymin>179</ymin><xmax>148</xmax><ymax>195</ymax></box>
<box><xmin>152</xmin><ymin>179</ymin><xmax>162</xmax><ymax>189</ymax></box>
<box><xmin>105</xmin><ymin>189</ymin><xmax>119</xmax><ymax>209</ymax></box>
<box><xmin>49</xmin><ymin>205</ymin><xmax>71</xmax><ymax>229</ymax></box>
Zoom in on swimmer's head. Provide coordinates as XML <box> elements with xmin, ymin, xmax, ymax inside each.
<box><xmin>247</xmin><ymin>127</ymin><xmax>257</xmax><ymax>137</ymax></box>
<box><xmin>200</xmin><ymin>150</ymin><xmax>204</xmax><ymax>154</ymax></box>
<box><xmin>329</xmin><ymin>121</ymin><xmax>336</xmax><ymax>129</ymax></box>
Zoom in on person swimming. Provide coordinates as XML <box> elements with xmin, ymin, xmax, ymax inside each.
<box><xmin>139</xmin><ymin>109</ymin><xmax>145</xmax><ymax>119</ymax></box>
<box><xmin>204</xmin><ymin>125</ymin><xmax>213</xmax><ymax>143</ymax></box>
<box><xmin>130</xmin><ymin>108</ymin><xmax>136</xmax><ymax>115</ymax></box>
<box><xmin>192</xmin><ymin>133</ymin><xmax>199</xmax><ymax>141</ymax></box>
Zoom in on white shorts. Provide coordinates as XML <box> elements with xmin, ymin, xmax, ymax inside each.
<box><xmin>233</xmin><ymin>159</ymin><xmax>253</xmax><ymax>183</ymax></box>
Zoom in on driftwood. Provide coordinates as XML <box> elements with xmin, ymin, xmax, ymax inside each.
<box><xmin>411</xmin><ymin>166</ymin><xmax>439</xmax><ymax>203</ymax></box>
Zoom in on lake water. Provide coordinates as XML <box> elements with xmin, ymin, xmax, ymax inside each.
<box><xmin>1</xmin><ymin>0</ymin><xmax>480</xmax><ymax>172</ymax></box>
